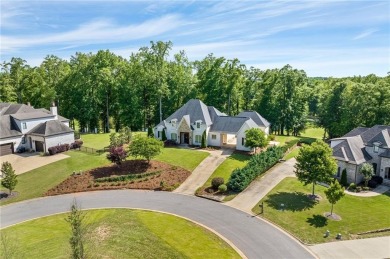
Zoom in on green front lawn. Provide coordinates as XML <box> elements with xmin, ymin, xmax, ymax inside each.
<box><xmin>252</xmin><ymin>177</ymin><xmax>390</xmax><ymax>244</ymax></box>
<box><xmin>155</xmin><ymin>148</ymin><xmax>209</xmax><ymax>171</ymax></box>
<box><xmin>283</xmin><ymin>147</ymin><xmax>300</xmax><ymax>160</ymax></box>
<box><xmin>1</xmin><ymin>147</ymin><xmax>208</xmax><ymax>206</ymax></box>
<box><xmin>0</xmin><ymin>209</ymin><xmax>240</xmax><ymax>259</ymax></box>
<box><xmin>202</xmin><ymin>153</ymin><xmax>250</xmax><ymax>189</ymax></box>
<box><xmin>0</xmin><ymin>151</ymin><xmax>110</xmax><ymax>206</ymax></box>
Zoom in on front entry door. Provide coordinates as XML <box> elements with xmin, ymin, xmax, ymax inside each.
<box><xmin>184</xmin><ymin>133</ymin><xmax>189</xmax><ymax>144</ymax></box>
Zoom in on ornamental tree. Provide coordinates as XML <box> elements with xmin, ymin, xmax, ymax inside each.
<box><xmin>244</xmin><ymin>128</ymin><xmax>269</xmax><ymax>151</ymax></box>
<box><xmin>129</xmin><ymin>136</ymin><xmax>163</xmax><ymax>163</ymax></box>
<box><xmin>325</xmin><ymin>180</ymin><xmax>345</xmax><ymax>215</ymax></box>
<box><xmin>294</xmin><ymin>140</ymin><xmax>337</xmax><ymax>197</ymax></box>
<box><xmin>201</xmin><ymin>130</ymin><xmax>207</xmax><ymax>148</ymax></box>
<box><xmin>106</xmin><ymin>146</ymin><xmax>128</xmax><ymax>166</ymax></box>
<box><xmin>1</xmin><ymin>162</ymin><xmax>17</xmax><ymax>195</ymax></box>
<box><xmin>360</xmin><ymin>163</ymin><xmax>374</xmax><ymax>187</ymax></box>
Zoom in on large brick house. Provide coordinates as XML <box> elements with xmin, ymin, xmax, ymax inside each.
<box><xmin>330</xmin><ymin>125</ymin><xmax>390</xmax><ymax>185</ymax></box>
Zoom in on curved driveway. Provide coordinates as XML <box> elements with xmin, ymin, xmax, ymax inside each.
<box><xmin>1</xmin><ymin>190</ymin><xmax>314</xmax><ymax>259</ymax></box>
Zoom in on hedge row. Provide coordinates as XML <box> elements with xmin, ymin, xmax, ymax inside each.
<box><xmin>95</xmin><ymin>171</ymin><xmax>161</xmax><ymax>183</ymax></box>
<box><xmin>227</xmin><ymin>146</ymin><xmax>284</xmax><ymax>192</ymax></box>
<box><xmin>48</xmin><ymin>144</ymin><xmax>70</xmax><ymax>155</ymax></box>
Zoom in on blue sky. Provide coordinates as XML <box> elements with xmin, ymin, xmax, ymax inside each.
<box><xmin>1</xmin><ymin>0</ymin><xmax>389</xmax><ymax>77</ymax></box>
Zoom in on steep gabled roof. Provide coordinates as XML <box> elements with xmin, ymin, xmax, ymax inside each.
<box><xmin>0</xmin><ymin>115</ymin><xmax>23</xmax><ymax>139</ymax></box>
<box><xmin>157</xmin><ymin>99</ymin><xmax>212</xmax><ymax>127</ymax></box>
<box><xmin>207</xmin><ymin>106</ymin><xmax>227</xmax><ymax>122</ymax></box>
<box><xmin>0</xmin><ymin>103</ymin><xmax>36</xmax><ymax>115</ymax></box>
<box><xmin>343</xmin><ymin>127</ymin><xmax>369</xmax><ymax>137</ymax></box>
<box><xmin>332</xmin><ymin>136</ymin><xmax>372</xmax><ymax>164</ymax></box>
<box><xmin>237</xmin><ymin>111</ymin><xmax>270</xmax><ymax>127</ymax></box>
<box><xmin>27</xmin><ymin>120</ymin><xmax>74</xmax><ymax>137</ymax></box>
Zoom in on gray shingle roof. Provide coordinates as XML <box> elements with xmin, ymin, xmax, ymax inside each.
<box><xmin>27</xmin><ymin>120</ymin><xmax>74</xmax><ymax>137</ymax></box>
<box><xmin>237</xmin><ymin>111</ymin><xmax>270</xmax><ymax>127</ymax></box>
<box><xmin>157</xmin><ymin>99</ymin><xmax>212</xmax><ymax>127</ymax></box>
<box><xmin>332</xmin><ymin>136</ymin><xmax>372</xmax><ymax>164</ymax></box>
<box><xmin>207</xmin><ymin>106</ymin><xmax>227</xmax><ymax>122</ymax></box>
<box><xmin>0</xmin><ymin>115</ymin><xmax>23</xmax><ymax>139</ymax></box>
<box><xmin>379</xmin><ymin>149</ymin><xmax>390</xmax><ymax>158</ymax></box>
<box><xmin>36</xmin><ymin>108</ymin><xmax>69</xmax><ymax>122</ymax></box>
<box><xmin>210</xmin><ymin>116</ymin><xmax>249</xmax><ymax>133</ymax></box>
<box><xmin>11</xmin><ymin>111</ymin><xmax>55</xmax><ymax>120</ymax></box>
<box><xmin>343</xmin><ymin>127</ymin><xmax>369</xmax><ymax>137</ymax></box>
<box><xmin>0</xmin><ymin>103</ymin><xmax>36</xmax><ymax>115</ymax></box>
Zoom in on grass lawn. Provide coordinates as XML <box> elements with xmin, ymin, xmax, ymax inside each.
<box><xmin>0</xmin><ymin>209</ymin><xmax>240</xmax><ymax>259</ymax></box>
<box><xmin>202</xmin><ymin>153</ymin><xmax>250</xmax><ymax>189</ymax></box>
<box><xmin>252</xmin><ymin>177</ymin><xmax>390</xmax><ymax>244</ymax></box>
<box><xmin>283</xmin><ymin>147</ymin><xmax>300</xmax><ymax>160</ymax></box>
<box><xmin>155</xmin><ymin>148</ymin><xmax>209</xmax><ymax>171</ymax></box>
<box><xmin>0</xmin><ymin>151</ymin><xmax>110</xmax><ymax>206</ymax></box>
<box><xmin>274</xmin><ymin>126</ymin><xmax>325</xmax><ymax>146</ymax></box>
<box><xmin>80</xmin><ymin>131</ymin><xmax>147</xmax><ymax>149</ymax></box>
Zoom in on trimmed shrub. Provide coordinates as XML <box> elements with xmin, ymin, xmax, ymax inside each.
<box><xmin>164</xmin><ymin>139</ymin><xmax>177</xmax><ymax>147</ymax></box>
<box><xmin>48</xmin><ymin>144</ymin><xmax>71</xmax><ymax>155</ymax></box>
<box><xmin>228</xmin><ymin>146</ymin><xmax>284</xmax><ymax>192</ymax></box>
<box><xmin>95</xmin><ymin>171</ymin><xmax>161</xmax><ymax>183</ymax></box>
<box><xmin>211</xmin><ymin>177</ymin><xmax>224</xmax><ymax>189</ymax></box>
<box><xmin>268</xmin><ymin>135</ymin><xmax>276</xmax><ymax>141</ymax></box>
<box><xmin>372</xmin><ymin>175</ymin><xmax>383</xmax><ymax>184</ymax></box>
<box><xmin>281</xmin><ymin>140</ymin><xmax>299</xmax><ymax>153</ymax></box>
<box><xmin>201</xmin><ymin>130</ymin><xmax>207</xmax><ymax>148</ymax></box>
<box><xmin>161</xmin><ymin>130</ymin><xmax>167</xmax><ymax>141</ymax></box>
<box><xmin>340</xmin><ymin>168</ymin><xmax>348</xmax><ymax>186</ymax></box>
<box><xmin>348</xmin><ymin>183</ymin><xmax>356</xmax><ymax>191</ymax></box>
<box><xmin>71</xmin><ymin>140</ymin><xmax>83</xmax><ymax>149</ymax></box>
<box><xmin>368</xmin><ymin>179</ymin><xmax>378</xmax><ymax>188</ymax></box>
<box><xmin>218</xmin><ymin>184</ymin><xmax>227</xmax><ymax>192</ymax></box>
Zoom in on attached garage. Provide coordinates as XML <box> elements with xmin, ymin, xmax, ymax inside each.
<box><xmin>0</xmin><ymin>143</ymin><xmax>14</xmax><ymax>156</ymax></box>
<box><xmin>35</xmin><ymin>141</ymin><xmax>44</xmax><ymax>152</ymax></box>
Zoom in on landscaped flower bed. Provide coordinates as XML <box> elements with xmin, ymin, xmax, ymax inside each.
<box><xmin>45</xmin><ymin>160</ymin><xmax>190</xmax><ymax>195</ymax></box>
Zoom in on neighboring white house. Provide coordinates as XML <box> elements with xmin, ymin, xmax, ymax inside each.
<box><xmin>0</xmin><ymin>103</ymin><xmax>75</xmax><ymax>155</ymax></box>
<box><xmin>154</xmin><ymin>99</ymin><xmax>270</xmax><ymax>151</ymax></box>
<box><xmin>330</xmin><ymin>125</ymin><xmax>390</xmax><ymax>185</ymax></box>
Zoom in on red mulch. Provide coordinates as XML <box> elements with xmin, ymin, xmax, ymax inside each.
<box><xmin>45</xmin><ymin>160</ymin><xmax>191</xmax><ymax>196</ymax></box>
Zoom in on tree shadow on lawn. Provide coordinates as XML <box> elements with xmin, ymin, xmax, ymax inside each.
<box><xmin>306</xmin><ymin>214</ymin><xmax>328</xmax><ymax>228</ymax></box>
<box><xmin>265</xmin><ymin>191</ymin><xmax>318</xmax><ymax>212</ymax></box>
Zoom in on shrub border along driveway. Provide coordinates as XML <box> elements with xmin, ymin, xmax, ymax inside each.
<box><xmin>0</xmin><ymin>190</ymin><xmax>315</xmax><ymax>259</ymax></box>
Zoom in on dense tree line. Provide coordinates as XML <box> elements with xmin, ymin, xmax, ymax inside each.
<box><xmin>1</xmin><ymin>41</ymin><xmax>389</xmax><ymax>137</ymax></box>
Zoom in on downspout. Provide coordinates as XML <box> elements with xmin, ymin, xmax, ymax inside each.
<box><xmin>355</xmin><ymin>164</ymin><xmax>358</xmax><ymax>184</ymax></box>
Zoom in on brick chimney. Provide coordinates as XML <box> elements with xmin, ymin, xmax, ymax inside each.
<box><xmin>50</xmin><ymin>102</ymin><xmax>58</xmax><ymax>119</ymax></box>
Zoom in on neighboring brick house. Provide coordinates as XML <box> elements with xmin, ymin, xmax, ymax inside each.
<box><xmin>330</xmin><ymin>125</ymin><xmax>390</xmax><ymax>185</ymax></box>
<box><xmin>154</xmin><ymin>99</ymin><xmax>270</xmax><ymax>151</ymax></box>
<box><xmin>0</xmin><ymin>103</ymin><xmax>74</xmax><ymax>155</ymax></box>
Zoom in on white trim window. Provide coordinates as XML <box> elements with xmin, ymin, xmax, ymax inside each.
<box><xmin>196</xmin><ymin>122</ymin><xmax>201</xmax><ymax>128</ymax></box>
<box><xmin>22</xmin><ymin>122</ymin><xmax>27</xmax><ymax>130</ymax></box>
<box><xmin>211</xmin><ymin>134</ymin><xmax>216</xmax><ymax>140</ymax></box>
<box><xmin>22</xmin><ymin>136</ymin><xmax>26</xmax><ymax>144</ymax></box>
<box><xmin>242</xmin><ymin>137</ymin><xmax>245</xmax><ymax>146</ymax></box>
<box><xmin>373</xmin><ymin>145</ymin><xmax>379</xmax><ymax>153</ymax></box>
<box><xmin>195</xmin><ymin>135</ymin><xmax>201</xmax><ymax>143</ymax></box>
<box><xmin>171</xmin><ymin>133</ymin><xmax>177</xmax><ymax>141</ymax></box>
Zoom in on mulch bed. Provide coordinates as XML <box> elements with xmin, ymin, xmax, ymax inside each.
<box><xmin>45</xmin><ymin>160</ymin><xmax>191</xmax><ymax>196</ymax></box>
<box><xmin>0</xmin><ymin>191</ymin><xmax>19</xmax><ymax>200</ymax></box>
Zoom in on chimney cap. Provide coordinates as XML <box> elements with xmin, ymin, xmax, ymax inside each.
<box><xmin>51</xmin><ymin>101</ymin><xmax>56</xmax><ymax>107</ymax></box>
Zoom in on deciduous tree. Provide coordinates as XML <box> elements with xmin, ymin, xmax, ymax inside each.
<box><xmin>244</xmin><ymin>128</ymin><xmax>269</xmax><ymax>152</ymax></box>
<box><xmin>129</xmin><ymin>136</ymin><xmax>163</xmax><ymax>163</ymax></box>
<box><xmin>360</xmin><ymin>163</ymin><xmax>374</xmax><ymax>187</ymax></box>
<box><xmin>325</xmin><ymin>180</ymin><xmax>345</xmax><ymax>215</ymax></box>
<box><xmin>1</xmin><ymin>162</ymin><xmax>17</xmax><ymax>195</ymax></box>
<box><xmin>295</xmin><ymin>140</ymin><xmax>337</xmax><ymax>197</ymax></box>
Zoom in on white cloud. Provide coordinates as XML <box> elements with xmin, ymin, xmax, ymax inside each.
<box><xmin>1</xmin><ymin>14</ymin><xmax>183</xmax><ymax>54</ymax></box>
<box><xmin>353</xmin><ymin>29</ymin><xmax>379</xmax><ymax>40</ymax></box>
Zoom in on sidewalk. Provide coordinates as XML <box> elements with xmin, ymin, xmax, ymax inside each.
<box><xmin>309</xmin><ymin>236</ymin><xmax>390</xmax><ymax>259</ymax></box>
<box><xmin>226</xmin><ymin>158</ymin><xmax>296</xmax><ymax>212</ymax></box>
<box><xmin>173</xmin><ymin>148</ymin><xmax>233</xmax><ymax>195</ymax></box>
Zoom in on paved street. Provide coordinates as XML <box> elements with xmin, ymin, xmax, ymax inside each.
<box><xmin>174</xmin><ymin>148</ymin><xmax>233</xmax><ymax>195</ymax></box>
<box><xmin>0</xmin><ymin>190</ymin><xmax>314</xmax><ymax>259</ymax></box>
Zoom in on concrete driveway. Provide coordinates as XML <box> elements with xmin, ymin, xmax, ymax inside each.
<box><xmin>0</xmin><ymin>153</ymin><xmax>69</xmax><ymax>175</ymax></box>
<box><xmin>226</xmin><ymin>158</ymin><xmax>296</xmax><ymax>212</ymax></box>
<box><xmin>174</xmin><ymin>148</ymin><xmax>234</xmax><ymax>195</ymax></box>
<box><xmin>0</xmin><ymin>190</ymin><xmax>314</xmax><ymax>259</ymax></box>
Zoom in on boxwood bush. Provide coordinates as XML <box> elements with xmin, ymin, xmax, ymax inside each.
<box><xmin>227</xmin><ymin>146</ymin><xmax>284</xmax><ymax>192</ymax></box>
